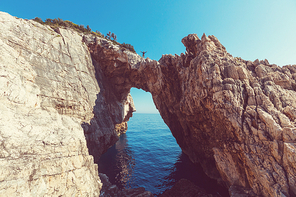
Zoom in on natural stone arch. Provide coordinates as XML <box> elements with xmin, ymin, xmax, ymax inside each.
<box><xmin>86</xmin><ymin>33</ymin><xmax>296</xmax><ymax>196</ymax></box>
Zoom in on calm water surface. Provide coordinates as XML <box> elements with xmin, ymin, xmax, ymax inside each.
<box><xmin>98</xmin><ymin>113</ymin><xmax>229</xmax><ymax>196</ymax></box>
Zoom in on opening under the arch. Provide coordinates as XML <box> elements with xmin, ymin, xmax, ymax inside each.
<box><xmin>98</xmin><ymin>88</ymin><xmax>229</xmax><ymax>196</ymax></box>
<box><xmin>130</xmin><ymin>87</ymin><xmax>159</xmax><ymax>114</ymax></box>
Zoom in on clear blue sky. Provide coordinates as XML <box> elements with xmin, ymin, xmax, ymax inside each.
<box><xmin>2</xmin><ymin>0</ymin><xmax>296</xmax><ymax>113</ymax></box>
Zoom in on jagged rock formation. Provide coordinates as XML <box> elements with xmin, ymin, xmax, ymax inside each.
<box><xmin>0</xmin><ymin>11</ymin><xmax>134</xmax><ymax>196</ymax></box>
<box><xmin>88</xmin><ymin>33</ymin><xmax>296</xmax><ymax>196</ymax></box>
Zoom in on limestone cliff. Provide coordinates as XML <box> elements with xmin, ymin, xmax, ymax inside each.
<box><xmin>0</xmin><ymin>11</ymin><xmax>134</xmax><ymax>196</ymax></box>
<box><xmin>88</xmin><ymin>33</ymin><xmax>296</xmax><ymax>196</ymax></box>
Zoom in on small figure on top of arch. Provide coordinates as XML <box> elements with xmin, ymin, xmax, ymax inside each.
<box><xmin>140</xmin><ymin>51</ymin><xmax>147</xmax><ymax>58</ymax></box>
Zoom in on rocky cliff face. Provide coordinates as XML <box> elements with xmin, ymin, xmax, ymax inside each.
<box><xmin>88</xmin><ymin>33</ymin><xmax>296</xmax><ymax>196</ymax></box>
<box><xmin>2</xmin><ymin>10</ymin><xmax>296</xmax><ymax>197</ymax></box>
<box><xmin>0</xmin><ymin>11</ymin><xmax>134</xmax><ymax>196</ymax></box>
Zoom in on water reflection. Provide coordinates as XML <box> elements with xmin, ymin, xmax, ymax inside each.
<box><xmin>99</xmin><ymin>132</ymin><xmax>229</xmax><ymax>196</ymax></box>
<box><xmin>159</xmin><ymin>153</ymin><xmax>229</xmax><ymax>196</ymax></box>
<box><xmin>98</xmin><ymin>133</ymin><xmax>135</xmax><ymax>189</ymax></box>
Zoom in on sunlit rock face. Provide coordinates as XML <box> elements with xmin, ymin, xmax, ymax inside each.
<box><xmin>0</xmin><ymin>11</ymin><xmax>134</xmax><ymax>196</ymax></box>
<box><xmin>88</xmin><ymin>33</ymin><xmax>296</xmax><ymax>196</ymax></box>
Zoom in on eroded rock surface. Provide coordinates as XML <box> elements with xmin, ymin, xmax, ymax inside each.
<box><xmin>0</xmin><ymin>11</ymin><xmax>134</xmax><ymax>196</ymax></box>
<box><xmin>88</xmin><ymin>32</ymin><xmax>296</xmax><ymax>196</ymax></box>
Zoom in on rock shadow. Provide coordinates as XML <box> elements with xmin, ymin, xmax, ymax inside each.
<box><xmin>159</xmin><ymin>152</ymin><xmax>229</xmax><ymax>197</ymax></box>
<box><xmin>81</xmin><ymin>55</ymin><xmax>125</xmax><ymax>164</ymax></box>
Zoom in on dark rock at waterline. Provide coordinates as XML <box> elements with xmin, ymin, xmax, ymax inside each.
<box><xmin>99</xmin><ymin>173</ymin><xmax>154</xmax><ymax>197</ymax></box>
<box><xmin>228</xmin><ymin>185</ymin><xmax>257</xmax><ymax>197</ymax></box>
<box><xmin>160</xmin><ymin>179</ymin><xmax>220</xmax><ymax>197</ymax></box>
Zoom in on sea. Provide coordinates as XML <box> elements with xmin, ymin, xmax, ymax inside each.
<box><xmin>98</xmin><ymin>113</ymin><xmax>229</xmax><ymax>196</ymax></box>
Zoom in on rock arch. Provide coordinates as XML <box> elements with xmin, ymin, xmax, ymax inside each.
<box><xmin>86</xmin><ymin>33</ymin><xmax>296</xmax><ymax>196</ymax></box>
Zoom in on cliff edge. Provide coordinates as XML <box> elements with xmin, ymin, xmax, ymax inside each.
<box><xmin>0</xmin><ymin>11</ymin><xmax>135</xmax><ymax>196</ymax></box>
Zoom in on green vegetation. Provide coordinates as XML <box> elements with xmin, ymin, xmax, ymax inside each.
<box><xmin>33</xmin><ymin>17</ymin><xmax>101</xmax><ymax>35</ymax></box>
<box><xmin>106</xmin><ymin>31</ymin><xmax>117</xmax><ymax>41</ymax></box>
<box><xmin>32</xmin><ymin>17</ymin><xmax>136</xmax><ymax>53</ymax></box>
<box><xmin>234</xmin><ymin>57</ymin><xmax>243</xmax><ymax>64</ymax></box>
<box><xmin>121</xmin><ymin>43</ymin><xmax>136</xmax><ymax>53</ymax></box>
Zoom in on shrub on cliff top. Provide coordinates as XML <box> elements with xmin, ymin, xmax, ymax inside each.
<box><xmin>121</xmin><ymin>43</ymin><xmax>136</xmax><ymax>53</ymax></box>
<box><xmin>33</xmin><ymin>17</ymin><xmax>43</xmax><ymax>24</ymax></box>
<box><xmin>106</xmin><ymin>31</ymin><xmax>117</xmax><ymax>41</ymax></box>
<box><xmin>32</xmin><ymin>17</ymin><xmax>136</xmax><ymax>53</ymax></box>
<box><xmin>33</xmin><ymin>17</ymin><xmax>95</xmax><ymax>34</ymax></box>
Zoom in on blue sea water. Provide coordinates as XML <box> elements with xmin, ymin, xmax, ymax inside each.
<box><xmin>98</xmin><ymin>113</ymin><xmax>229</xmax><ymax>196</ymax></box>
